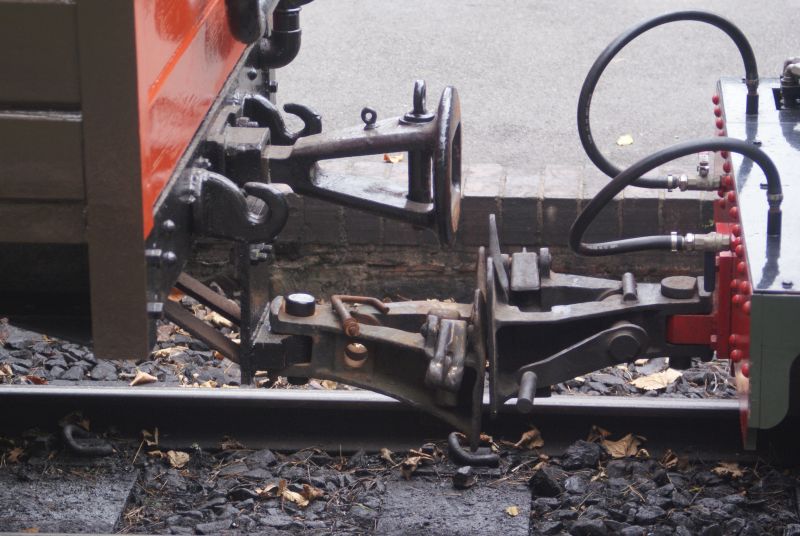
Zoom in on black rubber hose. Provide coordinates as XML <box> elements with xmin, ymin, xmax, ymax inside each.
<box><xmin>570</xmin><ymin>137</ymin><xmax>782</xmax><ymax>257</ymax></box>
<box><xmin>577</xmin><ymin>10</ymin><xmax>759</xmax><ymax>188</ymax></box>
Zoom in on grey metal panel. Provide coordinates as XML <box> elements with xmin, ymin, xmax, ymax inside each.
<box><xmin>0</xmin><ymin>202</ymin><xmax>85</xmax><ymax>243</ymax></box>
<box><xmin>0</xmin><ymin>1</ymin><xmax>80</xmax><ymax>106</ymax></box>
<box><xmin>0</xmin><ymin>111</ymin><xmax>84</xmax><ymax>200</ymax></box>
<box><xmin>77</xmin><ymin>0</ymin><xmax>150</xmax><ymax>360</ymax></box>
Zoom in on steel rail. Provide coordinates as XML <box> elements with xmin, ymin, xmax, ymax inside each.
<box><xmin>0</xmin><ymin>386</ymin><xmax>743</xmax><ymax>455</ymax></box>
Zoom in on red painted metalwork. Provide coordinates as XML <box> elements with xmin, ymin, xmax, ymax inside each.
<box><xmin>711</xmin><ymin>90</ymin><xmax>751</xmax><ymax>438</ymax></box>
<box><xmin>134</xmin><ymin>0</ymin><xmax>246</xmax><ymax>236</ymax></box>
<box><xmin>666</xmin><ymin>314</ymin><xmax>715</xmax><ymax>346</ymax></box>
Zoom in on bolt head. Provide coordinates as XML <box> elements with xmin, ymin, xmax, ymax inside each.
<box><xmin>285</xmin><ymin>293</ymin><xmax>316</xmax><ymax>317</ymax></box>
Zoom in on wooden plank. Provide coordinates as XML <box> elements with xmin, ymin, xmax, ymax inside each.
<box><xmin>0</xmin><ymin>1</ymin><xmax>80</xmax><ymax>106</ymax></box>
<box><xmin>0</xmin><ymin>202</ymin><xmax>85</xmax><ymax>243</ymax></box>
<box><xmin>0</xmin><ymin>111</ymin><xmax>84</xmax><ymax>200</ymax></box>
<box><xmin>77</xmin><ymin>0</ymin><xmax>149</xmax><ymax>360</ymax></box>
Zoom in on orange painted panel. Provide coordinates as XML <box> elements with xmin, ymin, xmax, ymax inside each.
<box><xmin>134</xmin><ymin>0</ymin><xmax>246</xmax><ymax>236</ymax></box>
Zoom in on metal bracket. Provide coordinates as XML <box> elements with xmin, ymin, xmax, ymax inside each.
<box><xmin>263</xmin><ymin>81</ymin><xmax>462</xmax><ymax>245</ymax></box>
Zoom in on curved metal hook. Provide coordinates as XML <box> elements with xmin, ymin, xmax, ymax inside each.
<box><xmin>192</xmin><ymin>169</ymin><xmax>290</xmax><ymax>243</ymax></box>
<box><xmin>243</xmin><ymin>94</ymin><xmax>321</xmax><ymax>145</ymax></box>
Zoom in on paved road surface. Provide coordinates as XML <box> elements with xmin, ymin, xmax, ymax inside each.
<box><xmin>279</xmin><ymin>0</ymin><xmax>799</xmax><ymax>174</ymax></box>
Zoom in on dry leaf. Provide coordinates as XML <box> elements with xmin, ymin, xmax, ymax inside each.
<box><xmin>383</xmin><ymin>153</ymin><xmax>404</xmax><ymax>164</ymax></box>
<box><xmin>634</xmin><ymin>358</ymin><xmax>648</xmax><ymax>366</ymax></box>
<box><xmin>142</xmin><ymin>428</ymin><xmax>159</xmax><ymax>447</ymax></box>
<box><xmin>152</xmin><ymin>346</ymin><xmax>186</xmax><ymax>359</ymax></box>
<box><xmin>130</xmin><ymin>370</ymin><xmax>158</xmax><ymax>386</ymax></box>
<box><xmin>320</xmin><ymin>380</ymin><xmax>338</xmax><ymax>390</ymax></box>
<box><xmin>156</xmin><ymin>324</ymin><xmax>176</xmax><ymax>343</ymax></box>
<box><xmin>505</xmin><ymin>505</ymin><xmax>520</xmax><ymax>517</ymax></box>
<box><xmin>198</xmin><ymin>380</ymin><xmax>218</xmax><ymax>388</ymax></box>
<box><xmin>220</xmin><ymin>437</ymin><xmax>245</xmax><ymax>451</ymax></box>
<box><xmin>630</xmin><ymin>368</ymin><xmax>682</xmax><ymax>391</ymax></box>
<box><xmin>401</xmin><ymin>455</ymin><xmax>424</xmax><ymax>479</ymax></box>
<box><xmin>147</xmin><ymin>450</ymin><xmax>164</xmax><ymax>459</ymax></box>
<box><xmin>513</xmin><ymin>427</ymin><xmax>544</xmax><ymax>449</ymax></box>
<box><xmin>0</xmin><ymin>363</ymin><xmax>13</xmax><ymax>377</ymax></box>
<box><xmin>22</xmin><ymin>375</ymin><xmax>48</xmax><ymax>385</ymax></box>
<box><xmin>167</xmin><ymin>450</ymin><xmax>190</xmax><ymax>469</ymax></box>
<box><xmin>380</xmin><ymin>448</ymin><xmax>397</xmax><ymax>465</ymax></box>
<box><xmin>616</xmin><ymin>134</ymin><xmax>634</xmax><ymax>146</ymax></box>
<box><xmin>279</xmin><ymin>479</ymin><xmax>309</xmax><ymax>507</ymax></box>
<box><xmin>602</xmin><ymin>433</ymin><xmax>644</xmax><ymax>458</ymax></box>
<box><xmin>712</xmin><ymin>462</ymin><xmax>744</xmax><ymax>479</ymax></box>
<box><xmin>6</xmin><ymin>447</ymin><xmax>25</xmax><ymax>463</ymax></box>
<box><xmin>587</xmin><ymin>425</ymin><xmax>611</xmax><ymax>443</ymax></box>
<box><xmin>301</xmin><ymin>484</ymin><xmax>325</xmax><ymax>502</ymax></box>
<box><xmin>205</xmin><ymin>311</ymin><xmax>233</xmax><ymax>329</ymax></box>
<box><xmin>660</xmin><ymin>449</ymin><xmax>678</xmax><ymax>469</ymax></box>
<box><xmin>20</xmin><ymin>528</ymin><xmax>39</xmax><ymax>534</ymax></box>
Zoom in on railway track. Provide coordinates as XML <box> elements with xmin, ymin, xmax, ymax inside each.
<box><xmin>4</xmin><ymin>387</ymin><xmax>797</xmax><ymax>535</ymax></box>
<box><xmin>1</xmin><ymin>386</ymin><xmax>745</xmax><ymax>457</ymax></box>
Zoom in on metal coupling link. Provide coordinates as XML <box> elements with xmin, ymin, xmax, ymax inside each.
<box><xmin>670</xmin><ymin>231</ymin><xmax>679</xmax><ymax>252</ymax></box>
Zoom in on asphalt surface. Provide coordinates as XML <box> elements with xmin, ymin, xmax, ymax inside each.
<box><xmin>279</xmin><ymin>0</ymin><xmax>799</xmax><ymax>175</ymax></box>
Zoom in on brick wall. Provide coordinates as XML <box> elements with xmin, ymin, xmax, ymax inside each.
<box><xmin>193</xmin><ymin>160</ymin><xmax>715</xmax><ymax>302</ymax></box>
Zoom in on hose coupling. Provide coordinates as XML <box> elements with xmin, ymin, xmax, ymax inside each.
<box><xmin>683</xmin><ymin>232</ymin><xmax>731</xmax><ymax>252</ymax></box>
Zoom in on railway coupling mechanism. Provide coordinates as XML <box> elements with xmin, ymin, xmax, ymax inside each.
<box><xmin>256</xmin><ymin>216</ymin><xmax>715</xmax><ymax>449</ymax></box>
<box><xmin>147</xmin><ymin>8</ymin><xmax>800</xmax><ymax>451</ymax></box>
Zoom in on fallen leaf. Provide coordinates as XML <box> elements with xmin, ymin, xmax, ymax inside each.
<box><xmin>168</xmin><ymin>289</ymin><xmax>185</xmax><ymax>301</ymax></box>
<box><xmin>0</xmin><ymin>364</ymin><xmax>13</xmax><ymax>377</ymax></box>
<box><xmin>660</xmin><ymin>449</ymin><xmax>679</xmax><ymax>469</ymax></box>
<box><xmin>401</xmin><ymin>455</ymin><xmax>423</xmax><ymax>479</ymax></box>
<box><xmin>634</xmin><ymin>358</ymin><xmax>648</xmax><ymax>366</ymax></box>
<box><xmin>602</xmin><ymin>433</ymin><xmax>644</xmax><ymax>458</ymax></box>
<box><xmin>220</xmin><ymin>437</ymin><xmax>245</xmax><ymax>451</ymax></box>
<box><xmin>616</xmin><ymin>134</ymin><xmax>634</xmax><ymax>146</ymax></box>
<box><xmin>630</xmin><ymin>368</ymin><xmax>682</xmax><ymax>391</ymax></box>
<box><xmin>22</xmin><ymin>375</ymin><xmax>48</xmax><ymax>385</ymax></box>
<box><xmin>587</xmin><ymin>425</ymin><xmax>611</xmax><ymax>443</ymax></box>
<box><xmin>142</xmin><ymin>428</ymin><xmax>159</xmax><ymax>447</ymax></box>
<box><xmin>513</xmin><ymin>427</ymin><xmax>544</xmax><ymax>449</ymax></box>
<box><xmin>156</xmin><ymin>324</ymin><xmax>176</xmax><ymax>342</ymax></box>
<box><xmin>147</xmin><ymin>450</ymin><xmax>164</xmax><ymax>459</ymax></box>
<box><xmin>20</xmin><ymin>528</ymin><xmax>39</xmax><ymax>533</ymax></box>
<box><xmin>152</xmin><ymin>346</ymin><xmax>186</xmax><ymax>359</ymax></box>
<box><xmin>205</xmin><ymin>311</ymin><xmax>233</xmax><ymax>329</ymax></box>
<box><xmin>167</xmin><ymin>450</ymin><xmax>190</xmax><ymax>469</ymax></box>
<box><xmin>6</xmin><ymin>447</ymin><xmax>25</xmax><ymax>463</ymax></box>
<box><xmin>383</xmin><ymin>153</ymin><xmax>404</xmax><ymax>164</ymax></box>
<box><xmin>505</xmin><ymin>505</ymin><xmax>520</xmax><ymax>517</ymax></box>
<box><xmin>129</xmin><ymin>370</ymin><xmax>158</xmax><ymax>386</ymax></box>
<box><xmin>380</xmin><ymin>448</ymin><xmax>397</xmax><ymax>465</ymax></box>
<box><xmin>320</xmin><ymin>380</ymin><xmax>338</xmax><ymax>390</ymax></box>
<box><xmin>712</xmin><ymin>462</ymin><xmax>744</xmax><ymax>479</ymax></box>
<box><xmin>301</xmin><ymin>484</ymin><xmax>325</xmax><ymax>502</ymax></box>
<box><xmin>279</xmin><ymin>479</ymin><xmax>309</xmax><ymax>507</ymax></box>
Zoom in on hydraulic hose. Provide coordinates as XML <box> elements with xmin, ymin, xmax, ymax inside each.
<box><xmin>577</xmin><ymin>10</ymin><xmax>759</xmax><ymax>188</ymax></box>
<box><xmin>570</xmin><ymin>138</ymin><xmax>782</xmax><ymax>257</ymax></box>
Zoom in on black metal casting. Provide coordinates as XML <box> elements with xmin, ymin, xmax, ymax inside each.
<box><xmin>262</xmin><ymin>81</ymin><xmax>462</xmax><ymax>245</ymax></box>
